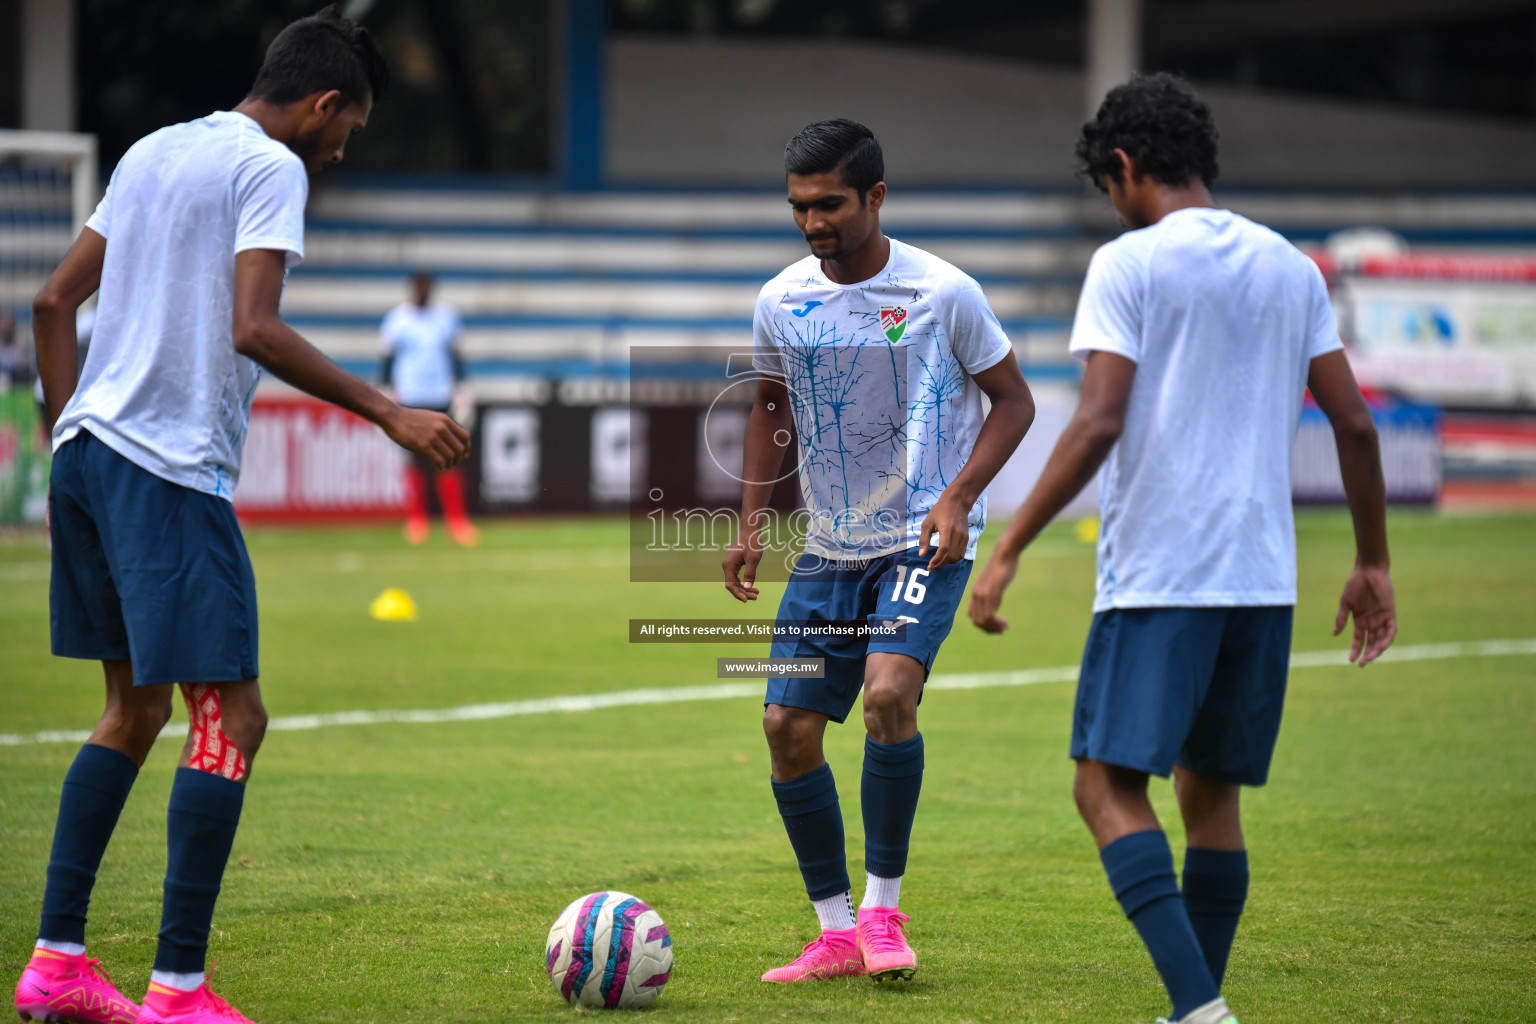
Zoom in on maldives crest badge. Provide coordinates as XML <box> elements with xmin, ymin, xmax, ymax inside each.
<box><xmin>879</xmin><ymin>305</ymin><xmax>908</xmax><ymax>343</ymax></box>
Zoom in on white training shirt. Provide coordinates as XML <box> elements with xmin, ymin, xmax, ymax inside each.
<box><xmin>382</xmin><ymin>302</ymin><xmax>460</xmax><ymax>408</ymax></box>
<box><xmin>754</xmin><ymin>238</ymin><xmax>1014</xmax><ymax>561</ymax></box>
<box><xmin>1069</xmin><ymin>207</ymin><xmax>1343</xmax><ymax>611</ymax></box>
<box><xmin>52</xmin><ymin>110</ymin><xmax>307</xmax><ymax>499</ymax></box>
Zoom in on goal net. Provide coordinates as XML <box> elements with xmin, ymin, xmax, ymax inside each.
<box><xmin>0</xmin><ymin>130</ymin><xmax>97</xmax><ymax>523</ymax></box>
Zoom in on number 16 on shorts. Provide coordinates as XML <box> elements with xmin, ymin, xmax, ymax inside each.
<box><xmin>890</xmin><ymin>564</ymin><xmax>929</xmax><ymax>605</ymax></box>
<box><xmin>866</xmin><ymin>552</ymin><xmax>971</xmax><ymax>670</ymax></box>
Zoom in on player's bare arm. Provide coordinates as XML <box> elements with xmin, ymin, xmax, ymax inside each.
<box><xmin>969</xmin><ymin>350</ymin><xmax>1136</xmax><ymax>633</ymax></box>
<box><xmin>32</xmin><ymin>228</ymin><xmax>107</xmax><ymax>432</ymax></box>
<box><xmin>723</xmin><ymin>373</ymin><xmax>794</xmax><ymax>602</ymax></box>
<box><xmin>1307</xmin><ymin>348</ymin><xmax>1396</xmax><ymax>665</ymax></box>
<box><xmin>232</xmin><ymin>248</ymin><xmax>470</xmax><ymax>470</ymax></box>
<box><xmin>919</xmin><ymin>353</ymin><xmax>1035</xmax><ymax>571</ymax></box>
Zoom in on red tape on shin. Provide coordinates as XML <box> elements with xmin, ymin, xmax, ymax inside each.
<box><xmin>181</xmin><ymin>684</ymin><xmax>249</xmax><ymax>782</ymax></box>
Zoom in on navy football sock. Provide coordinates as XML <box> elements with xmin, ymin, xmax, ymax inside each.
<box><xmin>1182</xmin><ymin>846</ymin><xmax>1249</xmax><ymax>987</ymax></box>
<box><xmin>155</xmin><ymin>768</ymin><xmax>245</xmax><ymax>974</ymax></box>
<box><xmin>771</xmin><ymin>763</ymin><xmax>850</xmax><ymax>902</ymax></box>
<box><xmin>38</xmin><ymin>744</ymin><xmax>139</xmax><ymax>944</ymax></box>
<box><xmin>1101</xmin><ymin>830</ymin><xmax>1219</xmax><ymax>1020</ymax></box>
<box><xmin>861</xmin><ymin>733</ymin><xmax>924</xmax><ymax>881</ymax></box>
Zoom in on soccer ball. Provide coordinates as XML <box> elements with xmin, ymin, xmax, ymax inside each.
<box><xmin>545</xmin><ymin>891</ymin><xmax>673</xmax><ymax>1009</ymax></box>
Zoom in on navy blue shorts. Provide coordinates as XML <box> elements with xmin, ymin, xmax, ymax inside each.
<box><xmin>50</xmin><ymin>431</ymin><xmax>259</xmax><ymax>686</ymax></box>
<box><xmin>1070</xmin><ymin>606</ymin><xmax>1293</xmax><ymax>786</ymax></box>
<box><xmin>765</xmin><ymin>548</ymin><xmax>972</xmax><ymax>723</ymax></box>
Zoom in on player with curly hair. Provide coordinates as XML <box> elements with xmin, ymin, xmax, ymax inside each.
<box><xmin>968</xmin><ymin>73</ymin><xmax>1396</xmax><ymax>1024</ymax></box>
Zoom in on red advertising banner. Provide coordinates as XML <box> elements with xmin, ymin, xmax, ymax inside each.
<box><xmin>233</xmin><ymin>396</ymin><xmax>406</xmax><ymax>522</ymax></box>
<box><xmin>1308</xmin><ymin>252</ymin><xmax>1536</xmax><ymax>282</ymax></box>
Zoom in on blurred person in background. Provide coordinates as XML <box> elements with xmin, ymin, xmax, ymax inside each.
<box><xmin>0</xmin><ymin>309</ymin><xmax>18</xmax><ymax>388</ymax></box>
<box><xmin>380</xmin><ymin>269</ymin><xmax>477</xmax><ymax>546</ymax></box>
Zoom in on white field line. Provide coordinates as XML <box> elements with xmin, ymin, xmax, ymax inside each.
<box><xmin>2</xmin><ymin>638</ymin><xmax>1533</xmax><ymax>748</ymax></box>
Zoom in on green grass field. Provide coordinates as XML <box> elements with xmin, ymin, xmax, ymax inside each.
<box><xmin>2</xmin><ymin>511</ymin><xmax>1533</xmax><ymax>1023</ymax></box>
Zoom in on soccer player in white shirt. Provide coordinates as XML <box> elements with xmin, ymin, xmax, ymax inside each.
<box><xmin>723</xmin><ymin>119</ymin><xmax>1035</xmax><ymax>984</ymax></box>
<box><xmin>15</xmin><ymin>10</ymin><xmax>468</xmax><ymax>1024</ymax></box>
<box><xmin>968</xmin><ymin>74</ymin><xmax>1396</xmax><ymax>1024</ymax></box>
<box><xmin>380</xmin><ymin>270</ymin><xmax>477</xmax><ymax>545</ymax></box>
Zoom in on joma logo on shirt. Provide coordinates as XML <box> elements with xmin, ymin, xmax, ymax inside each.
<box><xmin>879</xmin><ymin>306</ymin><xmax>908</xmax><ymax>343</ymax></box>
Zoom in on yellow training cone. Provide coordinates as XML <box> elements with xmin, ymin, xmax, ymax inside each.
<box><xmin>369</xmin><ymin>587</ymin><xmax>418</xmax><ymax>622</ymax></box>
<box><xmin>1074</xmin><ymin>516</ymin><xmax>1100</xmax><ymax>544</ymax></box>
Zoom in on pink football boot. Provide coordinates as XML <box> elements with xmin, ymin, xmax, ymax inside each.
<box><xmin>15</xmin><ymin>948</ymin><xmax>138</xmax><ymax>1024</ymax></box>
<box><xmin>856</xmin><ymin>906</ymin><xmax>917</xmax><ymax>982</ymax></box>
<box><xmin>136</xmin><ymin>969</ymin><xmax>254</xmax><ymax>1024</ymax></box>
<box><xmin>760</xmin><ymin>927</ymin><xmax>866</xmax><ymax>982</ymax></box>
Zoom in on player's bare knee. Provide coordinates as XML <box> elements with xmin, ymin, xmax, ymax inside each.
<box><xmin>1175</xmin><ymin>769</ymin><xmax>1242</xmax><ymax>843</ymax></box>
<box><xmin>1071</xmin><ymin>768</ymin><xmax>1095</xmax><ymax>819</ymax></box>
<box><xmin>762</xmin><ymin>707</ymin><xmax>823</xmax><ymax>775</ymax></box>
<box><xmin>223</xmin><ymin>701</ymin><xmax>268</xmax><ymax>758</ymax></box>
<box><xmin>102</xmin><ymin>691</ymin><xmax>172</xmax><ymax>743</ymax></box>
<box><xmin>860</xmin><ymin>679</ymin><xmax>898</xmax><ymax>717</ymax></box>
<box><xmin>762</xmin><ymin>708</ymin><xmax>804</xmax><ymax>750</ymax></box>
<box><xmin>134</xmin><ymin>695</ymin><xmax>174</xmax><ymax>738</ymax></box>
<box><xmin>762</xmin><ymin>705</ymin><xmax>793</xmax><ymax>746</ymax></box>
<box><xmin>1072</xmin><ymin>761</ymin><xmax>1110</xmax><ymax>820</ymax></box>
<box><xmin>861</xmin><ymin>680</ymin><xmax>915</xmax><ymax>735</ymax></box>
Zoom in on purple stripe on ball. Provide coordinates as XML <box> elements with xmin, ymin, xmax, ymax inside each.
<box><xmin>604</xmin><ymin>899</ymin><xmax>651</xmax><ymax>1008</ymax></box>
<box><xmin>560</xmin><ymin>892</ymin><xmax>604</xmax><ymax>1001</ymax></box>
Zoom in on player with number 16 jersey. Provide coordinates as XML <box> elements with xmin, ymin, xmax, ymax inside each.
<box><xmin>723</xmin><ymin>119</ymin><xmax>1035</xmax><ymax>985</ymax></box>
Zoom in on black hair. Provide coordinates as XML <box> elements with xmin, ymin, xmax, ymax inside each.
<box><xmin>247</xmin><ymin>5</ymin><xmax>390</xmax><ymax>109</ymax></box>
<box><xmin>1076</xmin><ymin>72</ymin><xmax>1218</xmax><ymax>190</ymax></box>
<box><xmin>784</xmin><ymin>119</ymin><xmax>884</xmax><ymax>201</ymax></box>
